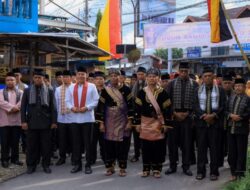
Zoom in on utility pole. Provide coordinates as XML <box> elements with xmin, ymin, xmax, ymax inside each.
<box><xmin>131</xmin><ymin>0</ymin><xmax>139</xmax><ymax>45</ymax></box>
<box><xmin>84</xmin><ymin>0</ymin><xmax>89</xmax><ymax>41</ymax></box>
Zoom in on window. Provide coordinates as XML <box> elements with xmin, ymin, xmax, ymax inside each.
<box><xmin>211</xmin><ymin>46</ymin><xmax>230</xmax><ymax>56</ymax></box>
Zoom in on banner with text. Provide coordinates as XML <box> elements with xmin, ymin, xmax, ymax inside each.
<box><xmin>144</xmin><ymin>18</ymin><xmax>250</xmax><ymax>49</ymax></box>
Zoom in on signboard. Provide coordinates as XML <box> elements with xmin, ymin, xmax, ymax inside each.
<box><xmin>233</xmin><ymin>43</ymin><xmax>250</xmax><ymax>52</ymax></box>
<box><xmin>138</xmin><ymin>0</ymin><xmax>176</xmax><ymax>37</ymax></box>
<box><xmin>187</xmin><ymin>47</ymin><xmax>201</xmax><ymax>58</ymax></box>
<box><xmin>221</xmin><ymin>61</ymin><xmax>247</xmax><ymax>68</ymax></box>
<box><xmin>144</xmin><ymin>18</ymin><xmax>250</xmax><ymax>49</ymax></box>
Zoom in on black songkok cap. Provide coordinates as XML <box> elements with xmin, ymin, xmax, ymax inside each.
<box><xmin>94</xmin><ymin>71</ymin><xmax>105</xmax><ymax>78</ymax></box>
<box><xmin>62</xmin><ymin>70</ymin><xmax>72</xmax><ymax>76</ymax></box>
<box><xmin>146</xmin><ymin>68</ymin><xmax>160</xmax><ymax>76</ymax></box>
<box><xmin>132</xmin><ymin>73</ymin><xmax>137</xmax><ymax>79</ymax></box>
<box><xmin>33</xmin><ymin>69</ymin><xmax>45</xmax><ymax>76</ymax></box>
<box><xmin>120</xmin><ymin>70</ymin><xmax>126</xmax><ymax>76</ymax></box>
<box><xmin>202</xmin><ymin>66</ymin><xmax>214</xmax><ymax>74</ymax></box>
<box><xmin>77</xmin><ymin>66</ymin><xmax>87</xmax><ymax>73</ymax></box>
<box><xmin>44</xmin><ymin>74</ymin><xmax>50</xmax><ymax>80</ymax></box>
<box><xmin>55</xmin><ymin>71</ymin><xmax>63</xmax><ymax>77</ymax></box>
<box><xmin>179</xmin><ymin>61</ymin><xmax>189</xmax><ymax>69</ymax></box>
<box><xmin>12</xmin><ymin>68</ymin><xmax>21</xmax><ymax>74</ymax></box>
<box><xmin>161</xmin><ymin>73</ymin><xmax>170</xmax><ymax>80</ymax></box>
<box><xmin>6</xmin><ymin>72</ymin><xmax>15</xmax><ymax>77</ymax></box>
<box><xmin>137</xmin><ymin>67</ymin><xmax>146</xmax><ymax>73</ymax></box>
<box><xmin>234</xmin><ymin>78</ymin><xmax>246</xmax><ymax>84</ymax></box>
<box><xmin>223</xmin><ymin>74</ymin><xmax>232</xmax><ymax>81</ymax></box>
<box><xmin>88</xmin><ymin>73</ymin><xmax>95</xmax><ymax>78</ymax></box>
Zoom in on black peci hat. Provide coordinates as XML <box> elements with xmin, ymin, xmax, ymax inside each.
<box><xmin>137</xmin><ymin>67</ymin><xmax>146</xmax><ymax>73</ymax></box>
<box><xmin>94</xmin><ymin>71</ymin><xmax>105</xmax><ymax>78</ymax></box>
<box><xmin>223</xmin><ymin>74</ymin><xmax>233</xmax><ymax>81</ymax></box>
<box><xmin>88</xmin><ymin>73</ymin><xmax>95</xmax><ymax>78</ymax></box>
<box><xmin>33</xmin><ymin>69</ymin><xmax>45</xmax><ymax>76</ymax></box>
<box><xmin>55</xmin><ymin>71</ymin><xmax>63</xmax><ymax>77</ymax></box>
<box><xmin>6</xmin><ymin>72</ymin><xmax>15</xmax><ymax>77</ymax></box>
<box><xmin>120</xmin><ymin>70</ymin><xmax>126</xmax><ymax>76</ymax></box>
<box><xmin>44</xmin><ymin>74</ymin><xmax>50</xmax><ymax>80</ymax></box>
<box><xmin>202</xmin><ymin>66</ymin><xmax>214</xmax><ymax>74</ymax></box>
<box><xmin>234</xmin><ymin>78</ymin><xmax>246</xmax><ymax>84</ymax></box>
<box><xmin>132</xmin><ymin>73</ymin><xmax>137</xmax><ymax>79</ymax></box>
<box><xmin>77</xmin><ymin>66</ymin><xmax>87</xmax><ymax>73</ymax></box>
<box><xmin>12</xmin><ymin>68</ymin><xmax>21</xmax><ymax>74</ymax></box>
<box><xmin>161</xmin><ymin>73</ymin><xmax>170</xmax><ymax>80</ymax></box>
<box><xmin>62</xmin><ymin>70</ymin><xmax>72</xmax><ymax>76</ymax></box>
<box><xmin>179</xmin><ymin>61</ymin><xmax>189</xmax><ymax>69</ymax></box>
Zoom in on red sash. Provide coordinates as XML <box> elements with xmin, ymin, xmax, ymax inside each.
<box><xmin>73</xmin><ymin>82</ymin><xmax>88</xmax><ymax>108</ymax></box>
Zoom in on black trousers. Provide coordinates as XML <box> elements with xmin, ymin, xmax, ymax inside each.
<box><xmin>228</xmin><ymin>133</ymin><xmax>248</xmax><ymax>177</ymax></box>
<box><xmin>218</xmin><ymin>128</ymin><xmax>228</xmax><ymax>167</ymax></box>
<box><xmin>196</xmin><ymin>126</ymin><xmax>219</xmax><ymax>176</ymax></box>
<box><xmin>26</xmin><ymin>129</ymin><xmax>51</xmax><ymax>167</ymax></box>
<box><xmin>91</xmin><ymin>122</ymin><xmax>105</xmax><ymax>163</ymax></box>
<box><xmin>70</xmin><ymin>123</ymin><xmax>93</xmax><ymax>167</ymax></box>
<box><xmin>168</xmin><ymin>117</ymin><xmax>193</xmax><ymax>170</ymax></box>
<box><xmin>131</xmin><ymin>127</ymin><xmax>141</xmax><ymax>158</ymax></box>
<box><xmin>0</xmin><ymin>126</ymin><xmax>21</xmax><ymax>163</ymax></box>
<box><xmin>141</xmin><ymin>139</ymin><xmax>166</xmax><ymax>172</ymax></box>
<box><xmin>105</xmin><ymin>137</ymin><xmax>130</xmax><ymax>169</ymax></box>
<box><xmin>58</xmin><ymin>123</ymin><xmax>72</xmax><ymax>159</ymax></box>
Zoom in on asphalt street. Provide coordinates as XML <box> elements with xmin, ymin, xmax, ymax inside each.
<box><xmin>0</xmin><ymin>154</ymin><xmax>231</xmax><ymax>190</ymax></box>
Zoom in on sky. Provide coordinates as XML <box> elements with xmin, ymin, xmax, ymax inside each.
<box><xmin>43</xmin><ymin>0</ymin><xmax>250</xmax><ymax>46</ymax></box>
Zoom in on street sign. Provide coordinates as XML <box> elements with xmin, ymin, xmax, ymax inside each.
<box><xmin>187</xmin><ymin>47</ymin><xmax>201</xmax><ymax>58</ymax></box>
<box><xmin>233</xmin><ymin>43</ymin><xmax>250</xmax><ymax>52</ymax></box>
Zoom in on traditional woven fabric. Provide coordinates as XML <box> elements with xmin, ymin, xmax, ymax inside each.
<box><xmin>60</xmin><ymin>84</ymin><xmax>66</xmax><ymax>114</ymax></box>
<box><xmin>198</xmin><ymin>84</ymin><xmax>219</xmax><ymax>112</ymax></box>
<box><xmin>228</xmin><ymin>94</ymin><xmax>248</xmax><ymax>129</ymax></box>
<box><xmin>3</xmin><ymin>88</ymin><xmax>21</xmax><ymax>103</ymax></box>
<box><xmin>29</xmin><ymin>84</ymin><xmax>49</xmax><ymax>107</ymax></box>
<box><xmin>173</xmin><ymin>78</ymin><xmax>194</xmax><ymax>110</ymax></box>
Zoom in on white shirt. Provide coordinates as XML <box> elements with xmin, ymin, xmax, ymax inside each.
<box><xmin>55</xmin><ymin>84</ymin><xmax>74</xmax><ymax>124</ymax></box>
<box><xmin>66</xmin><ymin>82</ymin><xmax>99</xmax><ymax>124</ymax></box>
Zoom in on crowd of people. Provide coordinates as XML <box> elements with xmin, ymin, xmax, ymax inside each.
<box><xmin>0</xmin><ymin>62</ymin><xmax>250</xmax><ymax>182</ymax></box>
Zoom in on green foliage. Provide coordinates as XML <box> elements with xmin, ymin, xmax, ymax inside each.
<box><xmin>153</xmin><ymin>48</ymin><xmax>183</xmax><ymax>60</ymax></box>
<box><xmin>223</xmin><ymin>147</ymin><xmax>250</xmax><ymax>190</ymax></box>
<box><xmin>95</xmin><ymin>9</ymin><xmax>102</xmax><ymax>34</ymax></box>
<box><xmin>127</xmin><ymin>48</ymin><xmax>141</xmax><ymax>63</ymax></box>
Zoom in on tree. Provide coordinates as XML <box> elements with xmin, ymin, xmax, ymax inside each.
<box><xmin>95</xmin><ymin>9</ymin><xmax>102</xmax><ymax>34</ymax></box>
<box><xmin>127</xmin><ymin>48</ymin><xmax>141</xmax><ymax>64</ymax></box>
<box><xmin>154</xmin><ymin>48</ymin><xmax>183</xmax><ymax>60</ymax></box>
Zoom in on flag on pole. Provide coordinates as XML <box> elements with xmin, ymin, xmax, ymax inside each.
<box><xmin>98</xmin><ymin>0</ymin><xmax>122</xmax><ymax>60</ymax></box>
<box><xmin>207</xmin><ymin>0</ymin><xmax>232</xmax><ymax>43</ymax></box>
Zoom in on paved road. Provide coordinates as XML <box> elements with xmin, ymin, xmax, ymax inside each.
<box><xmin>0</xmin><ymin>155</ymin><xmax>230</xmax><ymax>190</ymax></box>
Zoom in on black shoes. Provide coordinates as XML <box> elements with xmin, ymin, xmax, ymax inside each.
<box><xmin>43</xmin><ymin>167</ymin><xmax>52</xmax><ymax>174</ymax></box>
<box><xmin>210</xmin><ymin>174</ymin><xmax>218</xmax><ymax>181</ymax></box>
<box><xmin>2</xmin><ymin>161</ymin><xmax>9</xmax><ymax>168</ymax></box>
<box><xmin>27</xmin><ymin>167</ymin><xmax>36</xmax><ymax>174</ymax></box>
<box><xmin>56</xmin><ymin>158</ymin><xmax>65</xmax><ymax>166</ymax></box>
<box><xmin>85</xmin><ymin>166</ymin><xmax>93</xmax><ymax>174</ymax></box>
<box><xmin>165</xmin><ymin>168</ymin><xmax>176</xmax><ymax>175</ymax></box>
<box><xmin>12</xmin><ymin>160</ymin><xmax>24</xmax><ymax>166</ymax></box>
<box><xmin>183</xmin><ymin>169</ymin><xmax>193</xmax><ymax>176</ymax></box>
<box><xmin>71</xmin><ymin>165</ymin><xmax>82</xmax><ymax>173</ymax></box>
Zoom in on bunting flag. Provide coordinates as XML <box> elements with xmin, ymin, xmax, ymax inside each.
<box><xmin>207</xmin><ymin>0</ymin><xmax>232</xmax><ymax>43</ymax></box>
<box><xmin>98</xmin><ymin>0</ymin><xmax>122</xmax><ymax>60</ymax></box>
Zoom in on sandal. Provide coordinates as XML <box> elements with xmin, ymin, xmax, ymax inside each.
<box><xmin>153</xmin><ymin>171</ymin><xmax>161</xmax><ymax>178</ymax></box>
<box><xmin>210</xmin><ymin>174</ymin><xmax>218</xmax><ymax>181</ymax></box>
<box><xmin>105</xmin><ymin>168</ymin><xmax>115</xmax><ymax>176</ymax></box>
<box><xmin>141</xmin><ymin>171</ymin><xmax>150</xmax><ymax>178</ymax></box>
<box><xmin>119</xmin><ymin>169</ymin><xmax>127</xmax><ymax>177</ymax></box>
<box><xmin>196</xmin><ymin>174</ymin><xmax>205</xmax><ymax>180</ymax></box>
